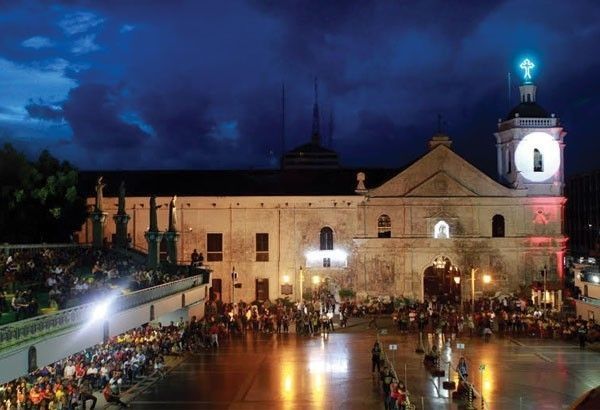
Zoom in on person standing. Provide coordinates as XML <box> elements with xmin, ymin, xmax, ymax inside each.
<box><xmin>578</xmin><ymin>324</ymin><xmax>587</xmax><ymax>349</ymax></box>
<box><xmin>209</xmin><ymin>322</ymin><xmax>219</xmax><ymax>348</ymax></box>
<box><xmin>456</xmin><ymin>356</ymin><xmax>469</xmax><ymax>381</ymax></box>
<box><xmin>371</xmin><ymin>341</ymin><xmax>382</xmax><ymax>373</ymax></box>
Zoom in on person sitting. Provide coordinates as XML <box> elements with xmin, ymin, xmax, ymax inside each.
<box><xmin>191</xmin><ymin>249</ymin><xmax>200</xmax><ymax>266</ymax></box>
<box><xmin>103</xmin><ymin>378</ymin><xmax>129</xmax><ymax>408</ymax></box>
<box><xmin>79</xmin><ymin>379</ymin><xmax>97</xmax><ymax>410</ymax></box>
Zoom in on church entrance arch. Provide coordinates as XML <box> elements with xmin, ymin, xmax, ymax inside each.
<box><xmin>423</xmin><ymin>256</ymin><xmax>461</xmax><ymax>304</ymax></box>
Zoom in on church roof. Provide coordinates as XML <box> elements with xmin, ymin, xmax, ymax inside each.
<box><xmin>286</xmin><ymin>142</ymin><xmax>337</xmax><ymax>154</ymax></box>
<box><xmin>79</xmin><ymin>168</ymin><xmax>401</xmax><ymax>197</ymax></box>
<box><xmin>506</xmin><ymin>102</ymin><xmax>550</xmax><ymax>120</ymax></box>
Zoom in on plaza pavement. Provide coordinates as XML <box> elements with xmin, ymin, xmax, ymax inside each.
<box><xmin>124</xmin><ymin>318</ymin><xmax>600</xmax><ymax>409</ymax></box>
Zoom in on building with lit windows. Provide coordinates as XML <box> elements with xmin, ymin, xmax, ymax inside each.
<box><xmin>79</xmin><ymin>62</ymin><xmax>568</xmax><ymax>305</ymax></box>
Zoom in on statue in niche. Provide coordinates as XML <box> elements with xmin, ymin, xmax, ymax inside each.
<box><xmin>117</xmin><ymin>181</ymin><xmax>126</xmax><ymax>214</ymax></box>
<box><xmin>94</xmin><ymin>176</ymin><xmax>106</xmax><ymax>212</ymax></box>
<box><xmin>168</xmin><ymin>195</ymin><xmax>178</xmax><ymax>232</ymax></box>
<box><xmin>434</xmin><ymin>220</ymin><xmax>450</xmax><ymax>238</ymax></box>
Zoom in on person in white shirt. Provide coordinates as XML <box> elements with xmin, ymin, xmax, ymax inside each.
<box><xmin>63</xmin><ymin>360</ymin><xmax>76</xmax><ymax>380</ymax></box>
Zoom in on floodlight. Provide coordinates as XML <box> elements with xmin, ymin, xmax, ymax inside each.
<box><xmin>92</xmin><ymin>301</ymin><xmax>110</xmax><ymax>321</ymax></box>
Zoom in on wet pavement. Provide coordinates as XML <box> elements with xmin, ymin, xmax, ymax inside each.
<box><xmin>130</xmin><ymin>319</ymin><xmax>600</xmax><ymax>409</ymax></box>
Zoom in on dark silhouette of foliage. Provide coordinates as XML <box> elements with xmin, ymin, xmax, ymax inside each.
<box><xmin>0</xmin><ymin>144</ymin><xmax>87</xmax><ymax>243</ymax></box>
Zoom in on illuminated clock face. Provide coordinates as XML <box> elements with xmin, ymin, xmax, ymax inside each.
<box><xmin>514</xmin><ymin>132</ymin><xmax>560</xmax><ymax>182</ymax></box>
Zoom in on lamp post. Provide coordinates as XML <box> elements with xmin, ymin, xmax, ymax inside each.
<box><xmin>542</xmin><ymin>264</ymin><xmax>548</xmax><ymax>315</ymax></box>
<box><xmin>470</xmin><ymin>270</ymin><xmax>493</xmax><ymax>312</ymax></box>
<box><xmin>299</xmin><ymin>266</ymin><xmax>304</xmax><ymax>303</ymax></box>
<box><xmin>453</xmin><ymin>274</ymin><xmax>461</xmax><ymax>311</ymax></box>
<box><xmin>471</xmin><ymin>268</ymin><xmax>477</xmax><ymax>313</ymax></box>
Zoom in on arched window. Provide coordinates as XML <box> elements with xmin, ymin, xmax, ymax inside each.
<box><xmin>434</xmin><ymin>221</ymin><xmax>450</xmax><ymax>239</ymax></box>
<box><xmin>492</xmin><ymin>214</ymin><xmax>505</xmax><ymax>238</ymax></box>
<box><xmin>378</xmin><ymin>214</ymin><xmax>391</xmax><ymax>238</ymax></box>
<box><xmin>320</xmin><ymin>227</ymin><xmax>333</xmax><ymax>250</ymax></box>
<box><xmin>533</xmin><ymin>148</ymin><xmax>543</xmax><ymax>172</ymax></box>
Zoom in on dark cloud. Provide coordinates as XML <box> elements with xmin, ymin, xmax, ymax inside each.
<box><xmin>25</xmin><ymin>101</ymin><xmax>64</xmax><ymax>122</ymax></box>
<box><xmin>1</xmin><ymin>0</ymin><xmax>598</xmax><ymax>174</ymax></box>
<box><xmin>62</xmin><ymin>83</ymin><xmax>149</xmax><ymax>150</ymax></box>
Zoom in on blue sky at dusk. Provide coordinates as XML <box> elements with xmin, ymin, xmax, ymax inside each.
<box><xmin>0</xmin><ymin>0</ymin><xmax>598</xmax><ymax>175</ymax></box>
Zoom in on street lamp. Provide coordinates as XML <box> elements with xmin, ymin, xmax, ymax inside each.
<box><xmin>470</xmin><ymin>269</ymin><xmax>492</xmax><ymax>312</ymax></box>
<box><xmin>299</xmin><ymin>266</ymin><xmax>304</xmax><ymax>303</ymax></box>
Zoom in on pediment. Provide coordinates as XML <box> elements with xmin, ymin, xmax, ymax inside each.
<box><xmin>404</xmin><ymin>172</ymin><xmax>477</xmax><ymax>197</ymax></box>
<box><xmin>368</xmin><ymin>145</ymin><xmax>524</xmax><ymax>198</ymax></box>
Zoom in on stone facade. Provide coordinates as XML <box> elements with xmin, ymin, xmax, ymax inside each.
<box><xmin>79</xmin><ymin>141</ymin><xmax>567</xmax><ymax>303</ymax></box>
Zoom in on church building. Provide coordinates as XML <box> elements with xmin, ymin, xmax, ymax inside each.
<box><xmin>80</xmin><ymin>61</ymin><xmax>567</xmax><ymax>305</ymax></box>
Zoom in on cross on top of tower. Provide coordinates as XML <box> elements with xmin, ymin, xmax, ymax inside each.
<box><xmin>519</xmin><ymin>58</ymin><xmax>535</xmax><ymax>83</ymax></box>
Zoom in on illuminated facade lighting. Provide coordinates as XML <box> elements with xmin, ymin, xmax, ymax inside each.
<box><xmin>305</xmin><ymin>249</ymin><xmax>348</xmax><ymax>268</ymax></box>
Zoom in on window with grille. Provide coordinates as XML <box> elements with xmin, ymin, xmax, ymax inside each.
<box><xmin>378</xmin><ymin>214</ymin><xmax>391</xmax><ymax>238</ymax></box>
<box><xmin>206</xmin><ymin>233</ymin><xmax>223</xmax><ymax>261</ymax></box>
<box><xmin>256</xmin><ymin>233</ymin><xmax>269</xmax><ymax>262</ymax></box>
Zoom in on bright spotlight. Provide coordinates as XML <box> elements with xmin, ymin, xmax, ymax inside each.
<box><xmin>592</xmin><ymin>275</ymin><xmax>600</xmax><ymax>284</ymax></box>
<box><xmin>482</xmin><ymin>274</ymin><xmax>492</xmax><ymax>284</ymax></box>
<box><xmin>92</xmin><ymin>301</ymin><xmax>110</xmax><ymax>321</ymax></box>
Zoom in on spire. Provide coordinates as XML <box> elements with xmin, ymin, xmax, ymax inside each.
<box><xmin>311</xmin><ymin>77</ymin><xmax>321</xmax><ymax>145</ymax></box>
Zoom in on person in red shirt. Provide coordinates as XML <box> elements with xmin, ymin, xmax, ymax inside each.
<box><xmin>43</xmin><ymin>385</ymin><xmax>55</xmax><ymax>407</ymax></box>
<box><xmin>209</xmin><ymin>323</ymin><xmax>219</xmax><ymax>348</ymax></box>
<box><xmin>75</xmin><ymin>362</ymin><xmax>86</xmax><ymax>381</ymax></box>
<box><xmin>29</xmin><ymin>385</ymin><xmax>43</xmax><ymax>407</ymax></box>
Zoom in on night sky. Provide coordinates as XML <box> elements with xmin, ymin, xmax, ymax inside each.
<box><xmin>0</xmin><ymin>1</ymin><xmax>598</xmax><ymax>176</ymax></box>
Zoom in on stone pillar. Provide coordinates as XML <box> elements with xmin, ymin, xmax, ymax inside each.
<box><xmin>146</xmin><ymin>195</ymin><xmax>162</xmax><ymax>269</ymax></box>
<box><xmin>90</xmin><ymin>210</ymin><xmax>108</xmax><ymax>249</ymax></box>
<box><xmin>113</xmin><ymin>213</ymin><xmax>131</xmax><ymax>249</ymax></box>
<box><xmin>164</xmin><ymin>231</ymin><xmax>180</xmax><ymax>264</ymax></box>
<box><xmin>145</xmin><ymin>231</ymin><xmax>163</xmax><ymax>269</ymax></box>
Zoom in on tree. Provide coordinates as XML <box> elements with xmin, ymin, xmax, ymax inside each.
<box><xmin>0</xmin><ymin>144</ymin><xmax>87</xmax><ymax>243</ymax></box>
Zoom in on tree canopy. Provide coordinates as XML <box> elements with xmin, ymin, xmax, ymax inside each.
<box><xmin>0</xmin><ymin>144</ymin><xmax>87</xmax><ymax>243</ymax></box>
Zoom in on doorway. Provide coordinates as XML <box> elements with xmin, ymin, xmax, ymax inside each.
<box><xmin>255</xmin><ymin>278</ymin><xmax>269</xmax><ymax>302</ymax></box>
<box><xmin>423</xmin><ymin>256</ymin><xmax>461</xmax><ymax>304</ymax></box>
<box><xmin>210</xmin><ymin>278</ymin><xmax>222</xmax><ymax>301</ymax></box>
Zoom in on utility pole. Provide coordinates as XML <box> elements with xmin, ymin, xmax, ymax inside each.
<box><xmin>299</xmin><ymin>266</ymin><xmax>303</xmax><ymax>303</ymax></box>
<box><xmin>471</xmin><ymin>268</ymin><xmax>476</xmax><ymax>313</ymax></box>
<box><xmin>543</xmin><ymin>264</ymin><xmax>547</xmax><ymax>316</ymax></box>
<box><xmin>231</xmin><ymin>267</ymin><xmax>237</xmax><ymax>304</ymax></box>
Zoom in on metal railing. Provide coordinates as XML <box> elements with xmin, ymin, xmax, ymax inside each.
<box><xmin>578</xmin><ymin>296</ymin><xmax>600</xmax><ymax>307</ymax></box>
<box><xmin>0</xmin><ymin>243</ymin><xmax>90</xmax><ymax>252</ymax></box>
<box><xmin>0</xmin><ymin>273</ymin><xmax>209</xmax><ymax>350</ymax></box>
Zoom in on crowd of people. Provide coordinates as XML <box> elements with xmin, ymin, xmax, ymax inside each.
<box><xmin>0</xmin><ymin>247</ymin><xmax>200</xmax><ymax>325</ymax></box>
<box><xmin>0</xmin><ymin>319</ymin><xmax>191</xmax><ymax>410</ymax></box>
<box><xmin>388</xmin><ymin>295</ymin><xmax>599</xmax><ymax>348</ymax></box>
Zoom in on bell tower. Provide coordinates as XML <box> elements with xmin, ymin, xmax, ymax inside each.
<box><xmin>494</xmin><ymin>59</ymin><xmax>566</xmax><ymax>196</ymax></box>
